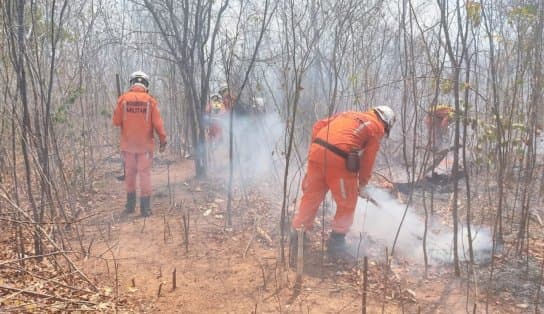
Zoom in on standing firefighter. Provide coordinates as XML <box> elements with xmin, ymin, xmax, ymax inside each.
<box><xmin>291</xmin><ymin>106</ymin><xmax>396</xmax><ymax>255</ymax></box>
<box><xmin>113</xmin><ymin>71</ymin><xmax>167</xmax><ymax>217</ymax></box>
<box><xmin>204</xmin><ymin>93</ymin><xmax>226</xmax><ymax>143</ymax></box>
<box><xmin>218</xmin><ymin>84</ymin><xmax>235</xmax><ymax>112</ymax></box>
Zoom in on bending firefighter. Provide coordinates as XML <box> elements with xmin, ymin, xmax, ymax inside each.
<box><xmin>291</xmin><ymin>106</ymin><xmax>396</xmax><ymax>255</ymax></box>
<box><xmin>425</xmin><ymin>104</ymin><xmax>453</xmax><ymax>151</ymax></box>
<box><xmin>113</xmin><ymin>71</ymin><xmax>167</xmax><ymax>217</ymax></box>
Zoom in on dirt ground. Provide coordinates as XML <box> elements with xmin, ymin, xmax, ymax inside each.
<box><xmin>2</xmin><ymin>151</ymin><xmax>540</xmax><ymax>313</ymax></box>
<box><xmin>71</xmin><ymin>155</ymin><xmax>534</xmax><ymax>314</ymax></box>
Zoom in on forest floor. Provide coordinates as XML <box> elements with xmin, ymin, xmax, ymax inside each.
<box><xmin>76</xmin><ymin>152</ymin><xmax>540</xmax><ymax>314</ymax></box>
<box><xmin>2</xmin><ymin>151</ymin><xmax>543</xmax><ymax>313</ymax></box>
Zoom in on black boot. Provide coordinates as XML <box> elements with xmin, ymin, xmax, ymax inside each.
<box><xmin>140</xmin><ymin>196</ymin><xmax>152</xmax><ymax>217</ymax></box>
<box><xmin>123</xmin><ymin>192</ymin><xmax>136</xmax><ymax>214</ymax></box>
<box><xmin>327</xmin><ymin>232</ymin><xmax>347</xmax><ymax>255</ymax></box>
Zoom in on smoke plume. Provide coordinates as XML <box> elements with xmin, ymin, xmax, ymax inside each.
<box><xmin>208</xmin><ymin>111</ymin><xmax>286</xmax><ymax>188</ymax></box>
<box><xmin>349</xmin><ymin>187</ymin><xmax>493</xmax><ymax>265</ymax></box>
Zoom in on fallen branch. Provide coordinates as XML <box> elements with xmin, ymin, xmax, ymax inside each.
<box><xmin>0</xmin><ymin>251</ymin><xmax>75</xmax><ymax>266</ymax></box>
<box><xmin>256</xmin><ymin>226</ymin><xmax>273</xmax><ymax>245</ymax></box>
<box><xmin>0</xmin><ymin>212</ymin><xmax>100</xmax><ymax>225</ymax></box>
<box><xmin>0</xmin><ymin>265</ymin><xmax>95</xmax><ymax>295</ymax></box>
<box><xmin>0</xmin><ymin>189</ymin><xmax>98</xmax><ymax>291</ymax></box>
<box><xmin>0</xmin><ymin>285</ymin><xmax>97</xmax><ymax>306</ymax></box>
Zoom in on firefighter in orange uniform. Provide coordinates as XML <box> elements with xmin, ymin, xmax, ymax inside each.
<box><xmin>205</xmin><ymin>93</ymin><xmax>226</xmax><ymax>143</ymax></box>
<box><xmin>218</xmin><ymin>84</ymin><xmax>235</xmax><ymax>111</ymax></box>
<box><xmin>291</xmin><ymin>106</ymin><xmax>396</xmax><ymax>254</ymax></box>
<box><xmin>425</xmin><ymin>104</ymin><xmax>453</xmax><ymax>151</ymax></box>
<box><xmin>113</xmin><ymin>71</ymin><xmax>167</xmax><ymax>217</ymax></box>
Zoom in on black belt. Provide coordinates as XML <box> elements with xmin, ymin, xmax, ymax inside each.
<box><xmin>313</xmin><ymin>138</ymin><xmax>348</xmax><ymax>159</ymax></box>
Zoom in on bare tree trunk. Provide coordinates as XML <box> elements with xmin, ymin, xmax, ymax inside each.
<box><xmin>482</xmin><ymin>0</ymin><xmax>506</xmax><ymax>245</ymax></box>
<box><xmin>462</xmin><ymin>54</ymin><xmax>474</xmax><ymax>266</ymax></box>
<box><xmin>142</xmin><ymin>0</ymin><xmax>230</xmax><ymax>177</ymax></box>
<box><xmin>438</xmin><ymin>0</ymin><xmax>471</xmax><ymax>275</ymax></box>
<box><xmin>10</xmin><ymin>0</ymin><xmax>43</xmax><ymax>257</ymax></box>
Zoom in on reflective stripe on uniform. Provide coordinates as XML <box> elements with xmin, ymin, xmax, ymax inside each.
<box><xmin>123</xmin><ymin>101</ymin><xmax>127</xmax><ymax>121</ymax></box>
<box><xmin>339</xmin><ymin>178</ymin><xmax>346</xmax><ymax>199</ymax></box>
<box><xmin>353</xmin><ymin>120</ymin><xmax>370</xmax><ymax>136</ymax></box>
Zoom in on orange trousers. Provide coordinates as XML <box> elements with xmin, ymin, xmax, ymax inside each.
<box><xmin>123</xmin><ymin>151</ymin><xmax>153</xmax><ymax>196</ymax></box>
<box><xmin>292</xmin><ymin>160</ymin><xmax>359</xmax><ymax>234</ymax></box>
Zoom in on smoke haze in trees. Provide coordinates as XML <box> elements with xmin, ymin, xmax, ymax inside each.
<box><xmin>210</xmin><ymin>111</ymin><xmax>286</xmax><ymax>188</ymax></box>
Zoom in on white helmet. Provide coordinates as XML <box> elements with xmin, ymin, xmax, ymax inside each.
<box><xmin>373</xmin><ymin>106</ymin><xmax>396</xmax><ymax>136</ymax></box>
<box><xmin>253</xmin><ymin>97</ymin><xmax>264</xmax><ymax>108</ymax></box>
<box><xmin>210</xmin><ymin>94</ymin><xmax>222</xmax><ymax>102</ymax></box>
<box><xmin>129</xmin><ymin>71</ymin><xmax>150</xmax><ymax>88</ymax></box>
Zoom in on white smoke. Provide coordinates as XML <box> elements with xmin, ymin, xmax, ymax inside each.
<box><xmin>349</xmin><ymin>186</ymin><xmax>493</xmax><ymax>265</ymax></box>
<box><xmin>208</xmin><ymin>110</ymin><xmax>495</xmax><ymax>266</ymax></box>
<box><xmin>232</xmin><ymin>112</ymin><xmax>285</xmax><ymax>181</ymax></box>
<box><xmin>208</xmin><ymin>111</ymin><xmax>286</xmax><ymax>187</ymax></box>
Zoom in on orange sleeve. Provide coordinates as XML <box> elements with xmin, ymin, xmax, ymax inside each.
<box><xmin>151</xmin><ymin>99</ymin><xmax>167</xmax><ymax>144</ymax></box>
<box><xmin>112</xmin><ymin>96</ymin><xmax>124</xmax><ymax>127</ymax></box>
<box><xmin>358</xmin><ymin>136</ymin><xmax>380</xmax><ymax>187</ymax></box>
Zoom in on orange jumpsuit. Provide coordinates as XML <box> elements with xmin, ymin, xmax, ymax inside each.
<box><xmin>205</xmin><ymin>100</ymin><xmax>226</xmax><ymax>142</ymax></box>
<box><xmin>221</xmin><ymin>92</ymin><xmax>235</xmax><ymax>111</ymax></box>
<box><xmin>112</xmin><ymin>85</ymin><xmax>167</xmax><ymax>196</ymax></box>
<box><xmin>292</xmin><ymin>111</ymin><xmax>385</xmax><ymax>234</ymax></box>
